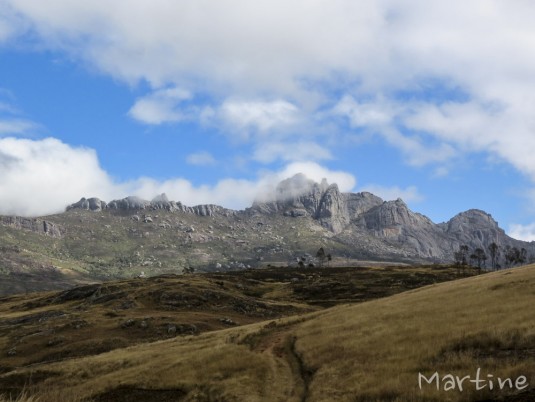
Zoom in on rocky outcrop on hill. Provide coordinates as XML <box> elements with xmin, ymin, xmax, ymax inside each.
<box><xmin>107</xmin><ymin>196</ymin><xmax>151</xmax><ymax>210</ymax></box>
<box><xmin>67</xmin><ymin>197</ymin><xmax>107</xmax><ymax>211</ymax></box>
<box><xmin>67</xmin><ymin>194</ymin><xmax>234</xmax><ymax>218</ymax></box>
<box><xmin>251</xmin><ymin>174</ymin><xmax>383</xmax><ymax>233</ymax></box>
<box><xmin>353</xmin><ymin>199</ymin><xmax>451</xmax><ymax>258</ymax></box>
<box><xmin>0</xmin><ymin>216</ymin><xmax>63</xmax><ymax>238</ymax></box>
<box><xmin>441</xmin><ymin>209</ymin><xmax>514</xmax><ymax>250</ymax></box>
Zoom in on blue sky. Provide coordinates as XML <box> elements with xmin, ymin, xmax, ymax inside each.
<box><xmin>1</xmin><ymin>1</ymin><xmax>535</xmax><ymax>240</ymax></box>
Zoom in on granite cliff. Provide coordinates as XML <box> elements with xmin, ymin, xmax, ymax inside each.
<box><xmin>61</xmin><ymin>174</ymin><xmax>535</xmax><ymax>263</ymax></box>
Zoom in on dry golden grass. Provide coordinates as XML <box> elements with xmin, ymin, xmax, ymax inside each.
<box><xmin>1</xmin><ymin>265</ymin><xmax>533</xmax><ymax>401</ymax></box>
<box><xmin>295</xmin><ymin>265</ymin><xmax>535</xmax><ymax>401</ymax></box>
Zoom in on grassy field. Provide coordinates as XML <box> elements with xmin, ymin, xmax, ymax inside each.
<box><xmin>0</xmin><ymin>264</ymin><xmax>533</xmax><ymax>401</ymax></box>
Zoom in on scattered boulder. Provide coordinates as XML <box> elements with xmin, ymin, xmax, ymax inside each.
<box><xmin>220</xmin><ymin>317</ymin><xmax>237</xmax><ymax>326</ymax></box>
<box><xmin>67</xmin><ymin>197</ymin><xmax>107</xmax><ymax>211</ymax></box>
<box><xmin>121</xmin><ymin>319</ymin><xmax>136</xmax><ymax>328</ymax></box>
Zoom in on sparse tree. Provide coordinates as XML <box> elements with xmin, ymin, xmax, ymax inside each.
<box><xmin>519</xmin><ymin>248</ymin><xmax>527</xmax><ymax>265</ymax></box>
<box><xmin>316</xmin><ymin>247</ymin><xmax>327</xmax><ymax>267</ymax></box>
<box><xmin>488</xmin><ymin>242</ymin><xmax>499</xmax><ymax>270</ymax></box>
<box><xmin>454</xmin><ymin>245</ymin><xmax>470</xmax><ymax>275</ymax></box>
<box><xmin>470</xmin><ymin>248</ymin><xmax>487</xmax><ymax>274</ymax></box>
<box><xmin>504</xmin><ymin>246</ymin><xmax>520</xmax><ymax>268</ymax></box>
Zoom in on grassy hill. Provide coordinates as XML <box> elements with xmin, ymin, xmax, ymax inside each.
<box><xmin>0</xmin><ymin>265</ymin><xmax>533</xmax><ymax>401</ymax></box>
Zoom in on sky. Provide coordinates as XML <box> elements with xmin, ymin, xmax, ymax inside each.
<box><xmin>1</xmin><ymin>1</ymin><xmax>535</xmax><ymax>240</ymax></box>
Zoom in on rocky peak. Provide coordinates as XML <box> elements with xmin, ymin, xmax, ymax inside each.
<box><xmin>357</xmin><ymin>198</ymin><xmax>433</xmax><ymax>231</ymax></box>
<box><xmin>315</xmin><ymin>183</ymin><xmax>349</xmax><ymax>232</ymax></box>
<box><xmin>445</xmin><ymin>209</ymin><xmax>500</xmax><ymax>233</ymax></box>
<box><xmin>108</xmin><ymin>196</ymin><xmax>151</xmax><ymax>210</ymax></box>
<box><xmin>252</xmin><ymin>175</ymin><xmax>384</xmax><ymax>233</ymax></box>
<box><xmin>443</xmin><ymin>209</ymin><xmax>506</xmax><ymax>249</ymax></box>
<box><xmin>66</xmin><ymin>197</ymin><xmax>107</xmax><ymax>212</ymax></box>
<box><xmin>66</xmin><ymin>194</ymin><xmax>233</xmax><ymax>217</ymax></box>
<box><xmin>274</xmin><ymin>173</ymin><xmax>325</xmax><ymax>202</ymax></box>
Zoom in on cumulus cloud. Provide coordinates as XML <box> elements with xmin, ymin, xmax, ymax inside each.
<box><xmin>274</xmin><ymin>161</ymin><xmax>356</xmax><ymax>193</ymax></box>
<box><xmin>121</xmin><ymin>161</ymin><xmax>356</xmax><ymax>209</ymax></box>
<box><xmin>4</xmin><ymin>2</ymin><xmax>535</xmax><ymax>165</ymax></box>
<box><xmin>128</xmin><ymin>87</ymin><xmax>192</xmax><ymax>124</ymax></box>
<box><xmin>253</xmin><ymin>141</ymin><xmax>332</xmax><ymax>163</ymax></box>
<box><xmin>0</xmin><ymin>137</ymin><xmax>117</xmax><ymax>216</ymax></box>
<box><xmin>5</xmin><ymin>0</ymin><xmax>535</xmax><ymax>216</ymax></box>
<box><xmin>360</xmin><ymin>184</ymin><xmax>424</xmax><ymax>203</ymax></box>
<box><xmin>0</xmin><ymin>4</ymin><xmax>21</xmax><ymax>42</ymax></box>
<box><xmin>508</xmin><ymin>223</ymin><xmax>535</xmax><ymax>242</ymax></box>
<box><xmin>202</xmin><ymin>99</ymin><xmax>302</xmax><ymax>141</ymax></box>
<box><xmin>0</xmin><ymin>137</ymin><xmax>356</xmax><ymax>216</ymax></box>
<box><xmin>186</xmin><ymin>151</ymin><xmax>216</xmax><ymax>166</ymax></box>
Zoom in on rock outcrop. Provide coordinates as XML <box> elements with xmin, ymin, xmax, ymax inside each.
<box><xmin>442</xmin><ymin>209</ymin><xmax>512</xmax><ymax>250</ymax></box>
<box><xmin>67</xmin><ymin>197</ymin><xmax>107</xmax><ymax>211</ymax></box>
<box><xmin>0</xmin><ymin>216</ymin><xmax>63</xmax><ymax>238</ymax></box>
<box><xmin>67</xmin><ymin>193</ymin><xmax>234</xmax><ymax>218</ymax></box>
<box><xmin>251</xmin><ymin>174</ymin><xmax>383</xmax><ymax>233</ymax></box>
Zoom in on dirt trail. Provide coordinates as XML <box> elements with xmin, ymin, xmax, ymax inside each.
<box><xmin>240</xmin><ymin>322</ymin><xmax>316</xmax><ymax>402</ymax></box>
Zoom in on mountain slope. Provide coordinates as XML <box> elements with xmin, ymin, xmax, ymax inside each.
<box><xmin>2</xmin><ymin>264</ymin><xmax>533</xmax><ymax>401</ymax></box>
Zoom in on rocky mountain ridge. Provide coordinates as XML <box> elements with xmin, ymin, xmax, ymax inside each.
<box><xmin>67</xmin><ymin>194</ymin><xmax>234</xmax><ymax>217</ymax></box>
<box><xmin>61</xmin><ymin>173</ymin><xmax>534</xmax><ymax>263</ymax></box>
<box><xmin>1</xmin><ymin>173</ymin><xmax>533</xmax><ymax>296</ymax></box>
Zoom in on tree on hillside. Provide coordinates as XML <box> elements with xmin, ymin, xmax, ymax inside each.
<box><xmin>454</xmin><ymin>245</ymin><xmax>469</xmax><ymax>266</ymax></box>
<box><xmin>504</xmin><ymin>246</ymin><xmax>522</xmax><ymax>268</ymax></box>
<box><xmin>454</xmin><ymin>245</ymin><xmax>470</xmax><ymax>275</ymax></box>
<box><xmin>316</xmin><ymin>247</ymin><xmax>327</xmax><ymax>267</ymax></box>
<box><xmin>504</xmin><ymin>246</ymin><xmax>528</xmax><ymax>267</ymax></box>
<box><xmin>488</xmin><ymin>242</ymin><xmax>499</xmax><ymax>270</ymax></box>
<box><xmin>520</xmin><ymin>248</ymin><xmax>527</xmax><ymax>265</ymax></box>
<box><xmin>470</xmin><ymin>248</ymin><xmax>487</xmax><ymax>274</ymax></box>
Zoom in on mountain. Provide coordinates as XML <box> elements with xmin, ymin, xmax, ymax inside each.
<box><xmin>0</xmin><ymin>174</ymin><xmax>533</xmax><ymax>295</ymax></box>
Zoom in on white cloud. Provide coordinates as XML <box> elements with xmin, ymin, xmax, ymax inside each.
<box><xmin>186</xmin><ymin>151</ymin><xmax>216</xmax><ymax>166</ymax></box>
<box><xmin>215</xmin><ymin>99</ymin><xmax>300</xmax><ymax>139</ymax></box>
<box><xmin>5</xmin><ymin>0</ymin><xmax>535</xmax><ymax>205</ymax></box>
<box><xmin>508</xmin><ymin>223</ymin><xmax>535</xmax><ymax>242</ymax></box>
<box><xmin>122</xmin><ymin>161</ymin><xmax>356</xmax><ymax>209</ymax></box>
<box><xmin>0</xmin><ymin>4</ymin><xmax>21</xmax><ymax>42</ymax></box>
<box><xmin>0</xmin><ymin>137</ymin><xmax>117</xmax><ymax>216</ymax></box>
<box><xmin>333</xmin><ymin>95</ymin><xmax>397</xmax><ymax>128</ymax></box>
<box><xmin>0</xmin><ymin>119</ymin><xmax>37</xmax><ymax>135</ymax></box>
<box><xmin>274</xmin><ymin>161</ymin><xmax>356</xmax><ymax>193</ymax></box>
<box><xmin>0</xmin><ymin>137</ymin><xmax>356</xmax><ymax>215</ymax></box>
<box><xmin>333</xmin><ymin>96</ymin><xmax>457</xmax><ymax>166</ymax></box>
<box><xmin>360</xmin><ymin>184</ymin><xmax>423</xmax><ymax>203</ymax></box>
<box><xmin>0</xmin><ymin>94</ymin><xmax>38</xmax><ymax>136</ymax></box>
<box><xmin>253</xmin><ymin>141</ymin><xmax>332</xmax><ymax>163</ymax></box>
<box><xmin>128</xmin><ymin>87</ymin><xmax>192</xmax><ymax>124</ymax></box>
